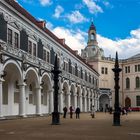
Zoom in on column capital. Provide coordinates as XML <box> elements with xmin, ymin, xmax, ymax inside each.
<box><xmin>0</xmin><ymin>78</ymin><xmax>5</xmax><ymax>82</ymax></box>
<box><xmin>35</xmin><ymin>86</ymin><xmax>42</xmax><ymax>89</ymax></box>
<box><xmin>18</xmin><ymin>83</ymin><xmax>26</xmax><ymax>86</ymax></box>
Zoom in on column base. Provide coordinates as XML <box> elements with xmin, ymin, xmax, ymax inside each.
<box><xmin>51</xmin><ymin>112</ymin><xmax>60</xmax><ymax>125</ymax></box>
<box><xmin>113</xmin><ymin>111</ymin><xmax>121</xmax><ymax>126</ymax></box>
<box><xmin>36</xmin><ymin>114</ymin><xmax>43</xmax><ymax>117</ymax></box>
<box><xmin>0</xmin><ymin>116</ymin><xmax>5</xmax><ymax>120</ymax></box>
<box><xmin>19</xmin><ymin>114</ymin><xmax>27</xmax><ymax>118</ymax></box>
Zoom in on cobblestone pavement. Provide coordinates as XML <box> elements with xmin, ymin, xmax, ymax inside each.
<box><xmin>0</xmin><ymin>112</ymin><xmax>140</xmax><ymax>140</ymax></box>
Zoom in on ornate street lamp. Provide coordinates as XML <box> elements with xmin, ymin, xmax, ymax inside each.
<box><xmin>112</xmin><ymin>52</ymin><xmax>122</xmax><ymax>126</ymax></box>
<box><xmin>51</xmin><ymin>54</ymin><xmax>61</xmax><ymax>125</ymax></box>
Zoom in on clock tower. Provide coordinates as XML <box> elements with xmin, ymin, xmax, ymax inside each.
<box><xmin>81</xmin><ymin>22</ymin><xmax>104</xmax><ymax>61</ymax></box>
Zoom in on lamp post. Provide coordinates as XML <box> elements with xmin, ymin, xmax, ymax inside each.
<box><xmin>51</xmin><ymin>54</ymin><xmax>61</xmax><ymax>125</ymax></box>
<box><xmin>112</xmin><ymin>52</ymin><xmax>122</xmax><ymax>126</ymax></box>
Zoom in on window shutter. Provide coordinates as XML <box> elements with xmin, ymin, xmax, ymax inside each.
<box><xmin>20</xmin><ymin>30</ymin><xmax>28</xmax><ymax>52</ymax></box>
<box><xmin>0</xmin><ymin>14</ymin><xmax>7</xmax><ymax>42</ymax></box>
<box><xmin>38</xmin><ymin>39</ymin><xmax>43</xmax><ymax>59</ymax></box>
<box><xmin>50</xmin><ymin>48</ymin><xmax>55</xmax><ymax>65</ymax></box>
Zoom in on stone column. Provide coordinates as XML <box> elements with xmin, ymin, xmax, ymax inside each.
<box><xmin>49</xmin><ymin>89</ymin><xmax>54</xmax><ymax>114</ymax></box>
<box><xmin>74</xmin><ymin>87</ymin><xmax>77</xmax><ymax>109</ymax></box>
<box><xmin>0</xmin><ymin>78</ymin><xmax>4</xmax><ymax>118</ymax></box>
<box><xmin>67</xmin><ymin>93</ymin><xmax>71</xmax><ymax>109</ymax></box>
<box><xmin>36</xmin><ymin>86</ymin><xmax>42</xmax><ymax>116</ymax></box>
<box><xmin>79</xmin><ymin>95</ymin><xmax>82</xmax><ymax>111</ymax></box>
<box><xmin>88</xmin><ymin>97</ymin><xmax>91</xmax><ymax>112</ymax></box>
<box><xmin>59</xmin><ymin>91</ymin><xmax>63</xmax><ymax>113</ymax></box>
<box><xmin>74</xmin><ymin>94</ymin><xmax>77</xmax><ymax>110</ymax></box>
<box><xmin>84</xmin><ymin>96</ymin><xmax>87</xmax><ymax>112</ymax></box>
<box><xmin>19</xmin><ymin>83</ymin><xmax>26</xmax><ymax>117</ymax></box>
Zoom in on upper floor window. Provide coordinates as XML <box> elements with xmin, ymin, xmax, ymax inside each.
<box><xmin>75</xmin><ymin>64</ymin><xmax>78</xmax><ymax>76</ymax></box>
<box><xmin>43</xmin><ymin>48</ymin><xmax>50</xmax><ymax>63</ymax></box>
<box><xmin>47</xmin><ymin>51</ymin><xmax>50</xmax><ymax>63</ymax></box>
<box><xmin>125</xmin><ymin>66</ymin><xmax>130</xmax><ymax>73</ymax></box>
<box><xmin>126</xmin><ymin>77</ymin><xmax>130</xmax><ymax>89</ymax></box>
<box><xmin>7</xmin><ymin>26</ymin><xmax>19</xmax><ymax>48</ymax></box>
<box><xmin>72</xmin><ymin>66</ymin><xmax>75</xmax><ymax>75</ymax></box>
<box><xmin>43</xmin><ymin>49</ymin><xmax>46</xmax><ymax>61</ymax></box>
<box><xmin>105</xmin><ymin>68</ymin><xmax>108</xmax><ymax>74</ymax></box>
<box><xmin>136</xmin><ymin>77</ymin><xmax>140</xmax><ymax>88</ymax></box>
<box><xmin>101</xmin><ymin>67</ymin><xmax>104</xmax><ymax>74</ymax></box>
<box><xmin>8</xmin><ymin>28</ymin><xmax>12</xmax><ymax>45</ymax></box>
<box><xmin>135</xmin><ymin>64</ymin><xmax>140</xmax><ymax>72</ymax></box>
<box><xmin>14</xmin><ymin>32</ymin><xmax>19</xmax><ymax>48</ymax></box>
<box><xmin>128</xmin><ymin>66</ymin><xmax>130</xmax><ymax>73</ymax></box>
<box><xmin>28</xmin><ymin>39</ymin><xmax>37</xmax><ymax>56</ymax></box>
<box><xmin>101</xmin><ymin>67</ymin><xmax>108</xmax><ymax>74</ymax></box>
<box><xmin>63</xmin><ymin>61</ymin><xmax>66</xmax><ymax>71</ymax></box>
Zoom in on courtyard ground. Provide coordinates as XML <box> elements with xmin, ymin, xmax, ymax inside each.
<box><xmin>0</xmin><ymin>112</ymin><xmax>140</xmax><ymax>140</ymax></box>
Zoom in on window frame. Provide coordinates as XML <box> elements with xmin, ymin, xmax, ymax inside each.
<box><xmin>7</xmin><ymin>25</ymin><xmax>20</xmax><ymax>49</ymax></box>
<box><xmin>28</xmin><ymin>38</ymin><xmax>37</xmax><ymax>57</ymax></box>
<box><xmin>126</xmin><ymin>77</ymin><xmax>130</xmax><ymax>89</ymax></box>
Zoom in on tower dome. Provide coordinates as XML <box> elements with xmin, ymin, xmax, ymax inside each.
<box><xmin>89</xmin><ymin>22</ymin><xmax>96</xmax><ymax>31</ymax></box>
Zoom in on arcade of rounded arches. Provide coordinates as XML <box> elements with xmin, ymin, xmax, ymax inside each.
<box><xmin>0</xmin><ymin>60</ymin><xmax>98</xmax><ymax>118</ymax></box>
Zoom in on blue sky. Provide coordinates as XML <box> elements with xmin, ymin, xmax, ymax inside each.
<box><xmin>17</xmin><ymin>0</ymin><xmax>140</xmax><ymax>59</ymax></box>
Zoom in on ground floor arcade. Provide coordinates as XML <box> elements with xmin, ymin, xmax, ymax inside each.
<box><xmin>0</xmin><ymin>59</ymin><xmax>98</xmax><ymax>118</ymax></box>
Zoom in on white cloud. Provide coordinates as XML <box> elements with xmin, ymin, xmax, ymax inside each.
<box><xmin>45</xmin><ymin>20</ymin><xmax>140</xmax><ymax>59</ymax></box>
<box><xmin>97</xmin><ymin>28</ymin><xmax>140</xmax><ymax>59</ymax></box>
<box><xmin>39</xmin><ymin>0</ymin><xmax>52</xmax><ymax>6</ymax></box>
<box><xmin>103</xmin><ymin>1</ymin><xmax>113</xmax><ymax>9</ymax></box>
<box><xmin>52</xmin><ymin>27</ymin><xmax>86</xmax><ymax>53</ymax></box>
<box><xmin>83</xmin><ymin>0</ymin><xmax>103</xmax><ymax>14</ymax></box>
<box><xmin>53</xmin><ymin>5</ymin><xmax>64</xmax><ymax>18</ymax></box>
<box><xmin>66</xmin><ymin>11</ymin><xmax>88</xmax><ymax>24</ymax></box>
<box><xmin>75</xmin><ymin>3</ymin><xmax>84</xmax><ymax>10</ymax></box>
<box><xmin>52</xmin><ymin>26</ymin><xmax>140</xmax><ymax>59</ymax></box>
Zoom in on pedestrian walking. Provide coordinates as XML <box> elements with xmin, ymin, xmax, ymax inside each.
<box><xmin>69</xmin><ymin>106</ymin><xmax>73</xmax><ymax>118</ymax></box>
<box><xmin>63</xmin><ymin>106</ymin><xmax>67</xmax><ymax>118</ymax></box>
<box><xmin>75</xmin><ymin>106</ymin><xmax>80</xmax><ymax>119</ymax></box>
<box><xmin>91</xmin><ymin>105</ymin><xmax>96</xmax><ymax>118</ymax></box>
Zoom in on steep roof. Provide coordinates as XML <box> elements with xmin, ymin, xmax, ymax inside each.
<box><xmin>4</xmin><ymin>0</ymin><xmax>99</xmax><ymax>75</ymax></box>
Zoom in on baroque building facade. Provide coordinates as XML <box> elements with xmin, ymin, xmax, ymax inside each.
<box><xmin>0</xmin><ymin>0</ymin><xmax>99</xmax><ymax>118</ymax></box>
<box><xmin>81</xmin><ymin>22</ymin><xmax>140</xmax><ymax>111</ymax></box>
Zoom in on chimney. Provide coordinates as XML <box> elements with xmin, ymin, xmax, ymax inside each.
<box><xmin>74</xmin><ymin>50</ymin><xmax>78</xmax><ymax>55</ymax></box>
<box><xmin>37</xmin><ymin>20</ymin><xmax>46</xmax><ymax>28</ymax></box>
<box><xmin>59</xmin><ymin>39</ymin><xmax>65</xmax><ymax>45</ymax></box>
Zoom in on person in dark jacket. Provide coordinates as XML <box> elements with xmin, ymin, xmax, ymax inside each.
<box><xmin>69</xmin><ymin>106</ymin><xmax>73</xmax><ymax>118</ymax></box>
<box><xmin>63</xmin><ymin>106</ymin><xmax>67</xmax><ymax>118</ymax></box>
<box><xmin>75</xmin><ymin>107</ymin><xmax>80</xmax><ymax>119</ymax></box>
